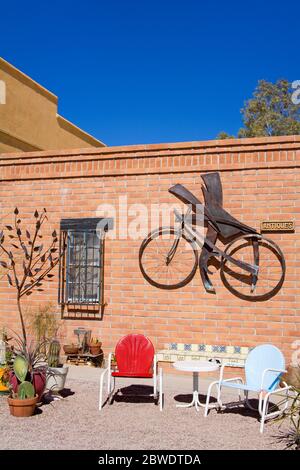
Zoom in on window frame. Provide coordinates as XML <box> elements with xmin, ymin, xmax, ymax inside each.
<box><xmin>58</xmin><ymin>218</ymin><xmax>113</xmax><ymax>307</ymax></box>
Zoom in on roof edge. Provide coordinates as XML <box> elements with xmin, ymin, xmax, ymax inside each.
<box><xmin>56</xmin><ymin>114</ymin><xmax>106</xmax><ymax>147</ymax></box>
<box><xmin>0</xmin><ymin>57</ymin><xmax>58</xmax><ymax>104</ymax></box>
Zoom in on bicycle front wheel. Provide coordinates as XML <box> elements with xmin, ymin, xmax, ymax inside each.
<box><xmin>139</xmin><ymin>227</ymin><xmax>198</xmax><ymax>289</ymax></box>
<box><xmin>220</xmin><ymin>234</ymin><xmax>286</xmax><ymax>301</ymax></box>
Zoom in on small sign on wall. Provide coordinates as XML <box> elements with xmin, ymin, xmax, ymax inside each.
<box><xmin>261</xmin><ymin>220</ymin><xmax>295</xmax><ymax>232</ymax></box>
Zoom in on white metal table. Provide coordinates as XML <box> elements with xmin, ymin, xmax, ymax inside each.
<box><xmin>173</xmin><ymin>360</ymin><xmax>219</xmax><ymax>411</ymax></box>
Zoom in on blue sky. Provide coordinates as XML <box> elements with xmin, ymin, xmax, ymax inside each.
<box><xmin>1</xmin><ymin>0</ymin><xmax>299</xmax><ymax>146</ymax></box>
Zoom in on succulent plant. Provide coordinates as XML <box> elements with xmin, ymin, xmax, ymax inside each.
<box><xmin>90</xmin><ymin>337</ymin><xmax>101</xmax><ymax>345</ymax></box>
<box><xmin>13</xmin><ymin>332</ymin><xmax>47</xmax><ymax>370</ymax></box>
<box><xmin>18</xmin><ymin>381</ymin><xmax>35</xmax><ymax>399</ymax></box>
<box><xmin>13</xmin><ymin>355</ymin><xmax>28</xmax><ymax>382</ymax></box>
<box><xmin>275</xmin><ymin>365</ymin><xmax>300</xmax><ymax>449</ymax></box>
<box><xmin>47</xmin><ymin>339</ymin><xmax>61</xmax><ymax>368</ymax></box>
<box><xmin>11</xmin><ymin>355</ymin><xmax>37</xmax><ymax>400</ymax></box>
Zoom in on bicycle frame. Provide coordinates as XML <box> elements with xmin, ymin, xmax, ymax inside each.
<box><xmin>168</xmin><ymin>207</ymin><xmax>259</xmax><ymax>277</ymax></box>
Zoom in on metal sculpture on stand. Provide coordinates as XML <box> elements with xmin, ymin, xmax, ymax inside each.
<box><xmin>74</xmin><ymin>328</ymin><xmax>91</xmax><ymax>353</ymax></box>
<box><xmin>139</xmin><ymin>172</ymin><xmax>286</xmax><ymax>301</ymax></box>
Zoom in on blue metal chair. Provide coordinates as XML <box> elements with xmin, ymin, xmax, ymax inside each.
<box><xmin>204</xmin><ymin>344</ymin><xmax>291</xmax><ymax>433</ymax></box>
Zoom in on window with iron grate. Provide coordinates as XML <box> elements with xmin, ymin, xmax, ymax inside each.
<box><xmin>66</xmin><ymin>230</ymin><xmax>101</xmax><ymax>304</ymax></box>
<box><xmin>58</xmin><ymin>218</ymin><xmax>113</xmax><ymax>306</ymax></box>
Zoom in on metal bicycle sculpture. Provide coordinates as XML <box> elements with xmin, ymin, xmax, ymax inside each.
<box><xmin>139</xmin><ymin>172</ymin><xmax>286</xmax><ymax>301</ymax></box>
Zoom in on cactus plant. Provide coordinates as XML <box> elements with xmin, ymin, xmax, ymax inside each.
<box><xmin>90</xmin><ymin>337</ymin><xmax>101</xmax><ymax>345</ymax></box>
<box><xmin>45</xmin><ymin>339</ymin><xmax>69</xmax><ymax>392</ymax></box>
<box><xmin>7</xmin><ymin>347</ymin><xmax>41</xmax><ymax>416</ymax></box>
<box><xmin>18</xmin><ymin>381</ymin><xmax>35</xmax><ymax>399</ymax></box>
<box><xmin>88</xmin><ymin>337</ymin><xmax>102</xmax><ymax>355</ymax></box>
<box><xmin>13</xmin><ymin>355</ymin><xmax>28</xmax><ymax>382</ymax></box>
<box><xmin>10</xmin><ymin>355</ymin><xmax>38</xmax><ymax>400</ymax></box>
<box><xmin>47</xmin><ymin>339</ymin><xmax>61</xmax><ymax>368</ymax></box>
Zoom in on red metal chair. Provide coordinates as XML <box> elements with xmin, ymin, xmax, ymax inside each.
<box><xmin>99</xmin><ymin>334</ymin><xmax>163</xmax><ymax>411</ymax></box>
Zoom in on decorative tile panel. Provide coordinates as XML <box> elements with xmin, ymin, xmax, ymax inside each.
<box><xmin>158</xmin><ymin>343</ymin><xmax>250</xmax><ymax>367</ymax></box>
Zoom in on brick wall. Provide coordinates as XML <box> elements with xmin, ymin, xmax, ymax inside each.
<box><xmin>0</xmin><ymin>136</ymin><xmax>299</xmax><ymax>363</ymax></box>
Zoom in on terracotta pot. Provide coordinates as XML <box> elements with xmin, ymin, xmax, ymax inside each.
<box><xmin>63</xmin><ymin>345</ymin><xmax>79</xmax><ymax>355</ymax></box>
<box><xmin>89</xmin><ymin>344</ymin><xmax>102</xmax><ymax>355</ymax></box>
<box><xmin>7</xmin><ymin>395</ymin><xmax>38</xmax><ymax>417</ymax></box>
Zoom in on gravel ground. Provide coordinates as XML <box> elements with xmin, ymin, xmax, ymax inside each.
<box><xmin>0</xmin><ymin>373</ymin><xmax>286</xmax><ymax>450</ymax></box>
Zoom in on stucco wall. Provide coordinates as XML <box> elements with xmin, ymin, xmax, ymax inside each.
<box><xmin>0</xmin><ymin>58</ymin><xmax>105</xmax><ymax>152</ymax></box>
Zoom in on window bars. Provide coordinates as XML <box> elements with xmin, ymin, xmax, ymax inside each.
<box><xmin>58</xmin><ymin>218</ymin><xmax>113</xmax><ymax>306</ymax></box>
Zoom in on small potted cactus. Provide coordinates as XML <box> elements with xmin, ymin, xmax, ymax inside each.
<box><xmin>7</xmin><ymin>356</ymin><xmax>38</xmax><ymax>417</ymax></box>
<box><xmin>46</xmin><ymin>339</ymin><xmax>69</xmax><ymax>392</ymax></box>
<box><xmin>89</xmin><ymin>338</ymin><xmax>102</xmax><ymax>356</ymax></box>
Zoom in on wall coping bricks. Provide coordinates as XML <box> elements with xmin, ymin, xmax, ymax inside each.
<box><xmin>1</xmin><ymin>134</ymin><xmax>300</xmax><ymax>159</ymax></box>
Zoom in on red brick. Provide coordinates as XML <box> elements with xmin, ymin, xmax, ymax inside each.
<box><xmin>0</xmin><ymin>136</ymin><xmax>299</xmax><ymax>363</ymax></box>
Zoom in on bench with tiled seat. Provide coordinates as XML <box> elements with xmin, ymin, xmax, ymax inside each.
<box><xmin>157</xmin><ymin>343</ymin><xmax>251</xmax><ymax>368</ymax></box>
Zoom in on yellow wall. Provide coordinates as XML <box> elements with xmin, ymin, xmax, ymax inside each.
<box><xmin>0</xmin><ymin>58</ymin><xmax>105</xmax><ymax>153</ymax></box>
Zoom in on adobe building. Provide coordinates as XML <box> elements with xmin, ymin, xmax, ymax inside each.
<box><xmin>0</xmin><ymin>57</ymin><xmax>105</xmax><ymax>153</ymax></box>
<box><xmin>0</xmin><ymin>136</ymin><xmax>299</xmax><ymax>368</ymax></box>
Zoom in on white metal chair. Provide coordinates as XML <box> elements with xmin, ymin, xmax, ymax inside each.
<box><xmin>204</xmin><ymin>344</ymin><xmax>291</xmax><ymax>433</ymax></box>
<box><xmin>99</xmin><ymin>334</ymin><xmax>163</xmax><ymax>411</ymax></box>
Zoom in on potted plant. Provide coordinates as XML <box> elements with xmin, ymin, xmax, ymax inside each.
<box><xmin>29</xmin><ymin>302</ymin><xmax>61</xmax><ymax>354</ymax></box>
<box><xmin>7</xmin><ymin>355</ymin><xmax>38</xmax><ymax>417</ymax></box>
<box><xmin>89</xmin><ymin>338</ymin><xmax>102</xmax><ymax>356</ymax></box>
<box><xmin>46</xmin><ymin>339</ymin><xmax>69</xmax><ymax>392</ymax></box>
<box><xmin>276</xmin><ymin>364</ymin><xmax>300</xmax><ymax>449</ymax></box>
<box><xmin>9</xmin><ymin>334</ymin><xmax>47</xmax><ymax>401</ymax></box>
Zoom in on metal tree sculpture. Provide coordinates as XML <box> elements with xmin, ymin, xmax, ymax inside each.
<box><xmin>0</xmin><ymin>208</ymin><xmax>59</xmax><ymax>345</ymax></box>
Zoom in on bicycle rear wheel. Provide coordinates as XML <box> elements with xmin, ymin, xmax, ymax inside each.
<box><xmin>220</xmin><ymin>234</ymin><xmax>285</xmax><ymax>301</ymax></box>
<box><xmin>139</xmin><ymin>227</ymin><xmax>198</xmax><ymax>289</ymax></box>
